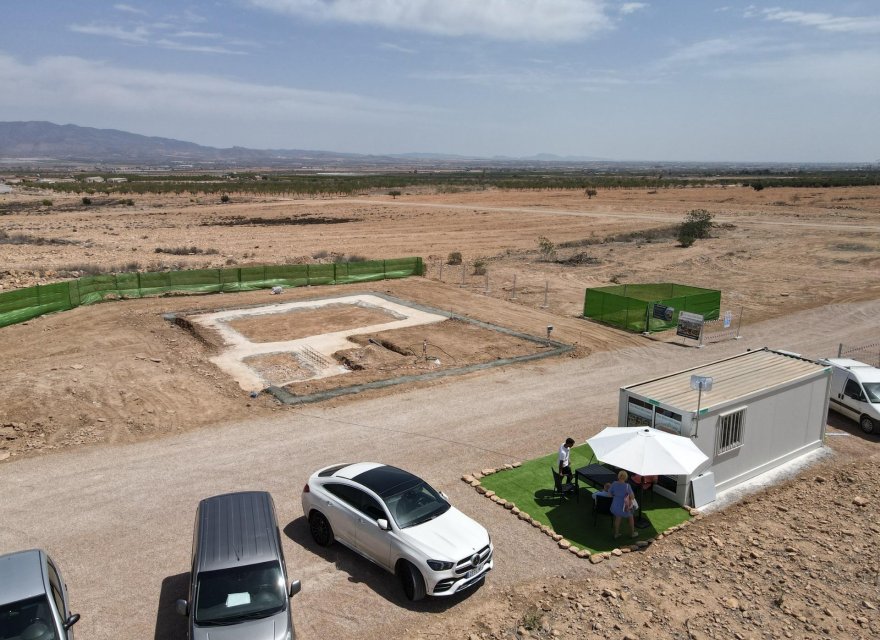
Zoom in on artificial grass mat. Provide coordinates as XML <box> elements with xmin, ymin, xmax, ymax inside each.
<box><xmin>479</xmin><ymin>444</ymin><xmax>691</xmax><ymax>553</ymax></box>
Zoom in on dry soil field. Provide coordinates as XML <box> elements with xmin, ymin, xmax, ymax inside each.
<box><xmin>1</xmin><ymin>184</ymin><xmax>879</xmax><ymax>639</ymax></box>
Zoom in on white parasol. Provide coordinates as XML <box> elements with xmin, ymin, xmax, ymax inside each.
<box><xmin>587</xmin><ymin>426</ymin><xmax>709</xmax><ymax>476</ymax></box>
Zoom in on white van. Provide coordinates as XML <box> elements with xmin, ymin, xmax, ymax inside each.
<box><xmin>820</xmin><ymin>359</ymin><xmax>880</xmax><ymax>434</ymax></box>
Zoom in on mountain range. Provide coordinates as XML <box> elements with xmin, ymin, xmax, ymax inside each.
<box><xmin>0</xmin><ymin>121</ymin><xmax>605</xmax><ymax>168</ymax></box>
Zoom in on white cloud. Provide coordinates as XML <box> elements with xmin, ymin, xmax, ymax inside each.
<box><xmin>619</xmin><ymin>3</ymin><xmax>647</xmax><ymax>15</ymax></box>
<box><xmin>712</xmin><ymin>49</ymin><xmax>880</xmax><ymax>94</ymax></box>
<box><xmin>751</xmin><ymin>8</ymin><xmax>880</xmax><ymax>34</ymax></box>
<box><xmin>0</xmin><ymin>53</ymin><xmax>437</xmax><ymax>126</ymax></box>
<box><xmin>113</xmin><ymin>3</ymin><xmax>147</xmax><ymax>15</ymax></box>
<box><xmin>69</xmin><ymin>23</ymin><xmax>150</xmax><ymax>44</ymax></box>
<box><xmin>378</xmin><ymin>42</ymin><xmax>417</xmax><ymax>54</ymax></box>
<box><xmin>69</xmin><ymin>21</ymin><xmax>250</xmax><ymax>55</ymax></box>
<box><xmin>419</xmin><ymin>67</ymin><xmax>634</xmax><ymax>92</ymax></box>
<box><xmin>248</xmin><ymin>0</ymin><xmax>612</xmax><ymax>42</ymax></box>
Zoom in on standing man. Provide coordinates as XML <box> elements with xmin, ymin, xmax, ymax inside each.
<box><xmin>558</xmin><ymin>437</ymin><xmax>575</xmax><ymax>483</ymax></box>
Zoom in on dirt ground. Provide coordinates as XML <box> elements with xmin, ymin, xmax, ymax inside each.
<box><xmin>1</xmin><ymin>184</ymin><xmax>879</xmax><ymax>639</ymax></box>
<box><xmin>226</xmin><ymin>302</ymin><xmax>400</xmax><ymax>342</ymax></box>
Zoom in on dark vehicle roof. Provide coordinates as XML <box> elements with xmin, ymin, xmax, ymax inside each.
<box><xmin>196</xmin><ymin>491</ymin><xmax>281</xmax><ymax>573</ymax></box>
<box><xmin>0</xmin><ymin>549</ymin><xmax>47</xmax><ymax>604</ymax></box>
<box><xmin>352</xmin><ymin>465</ymin><xmax>422</xmax><ymax>499</ymax></box>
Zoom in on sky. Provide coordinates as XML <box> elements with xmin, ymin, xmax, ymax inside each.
<box><xmin>0</xmin><ymin>1</ymin><xmax>878</xmax><ymax>162</ymax></box>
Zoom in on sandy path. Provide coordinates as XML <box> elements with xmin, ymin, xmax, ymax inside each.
<box><xmin>1</xmin><ymin>298</ymin><xmax>877</xmax><ymax>640</ymax></box>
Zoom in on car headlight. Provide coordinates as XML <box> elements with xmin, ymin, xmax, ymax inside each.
<box><xmin>427</xmin><ymin>559</ymin><xmax>454</xmax><ymax>571</ymax></box>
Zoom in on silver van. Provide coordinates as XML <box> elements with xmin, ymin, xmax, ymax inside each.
<box><xmin>821</xmin><ymin>358</ymin><xmax>880</xmax><ymax>434</ymax></box>
<box><xmin>176</xmin><ymin>491</ymin><xmax>301</xmax><ymax>640</ymax></box>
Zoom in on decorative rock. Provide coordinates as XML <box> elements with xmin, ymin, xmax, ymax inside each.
<box><xmin>552</xmin><ymin>534</ymin><xmax>563</xmax><ymax>541</ymax></box>
<box><xmin>612</xmin><ymin>548</ymin><xmax>623</xmax><ymax>556</ymax></box>
<box><xmin>484</xmin><ymin>490</ymin><xmax>495</xmax><ymax>498</ymax></box>
<box><xmin>530</xmin><ymin>519</ymin><xmax>542</xmax><ymax>528</ymax></box>
<box><xmin>504</xmin><ymin>502</ymin><xmax>515</xmax><ymax>510</ymax></box>
<box><xmin>568</xmin><ymin>545</ymin><xmax>580</xmax><ymax>554</ymax></box>
<box><xmin>462</xmin><ymin>475</ymin><xmax>475</xmax><ymax>483</ymax></box>
<box><xmin>490</xmin><ymin>495</ymin><xmax>501</xmax><ymax>503</ymax></box>
<box><xmin>469</xmin><ymin>480</ymin><xmax>481</xmax><ymax>487</ymax></box>
<box><xmin>589</xmin><ymin>554</ymin><xmax>604</xmax><ymax>564</ymax></box>
<box><xmin>518</xmin><ymin>511</ymin><xmax>531</xmax><ymax>520</ymax></box>
<box><xmin>481</xmin><ymin>468</ymin><xmax>496</xmax><ymax>476</ymax></box>
<box><xmin>558</xmin><ymin>540</ymin><xmax>571</xmax><ymax>549</ymax></box>
<box><xmin>496</xmin><ymin>498</ymin><xmax>507</xmax><ymax>506</ymax></box>
<box><xmin>511</xmin><ymin>507</ymin><xmax>521</xmax><ymax>515</ymax></box>
<box><xmin>503</xmin><ymin>463</ymin><xmax>513</xmax><ymax>470</ymax></box>
<box><xmin>472</xmin><ymin>472</ymin><xmax>483</xmax><ymax>479</ymax></box>
<box><xmin>475</xmin><ymin>485</ymin><xmax>487</xmax><ymax>495</ymax></box>
<box><xmin>576</xmin><ymin>549</ymin><xmax>590</xmax><ymax>558</ymax></box>
<box><xmin>512</xmin><ymin>462</ymin><xmax>522</xmax><ymax>468</ymax></box>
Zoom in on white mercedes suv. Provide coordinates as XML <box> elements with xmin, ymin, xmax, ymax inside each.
<box><xmin>301</xmin><ymin>462</ymin><xmax>492</xmax><ymax>601</ymax></box>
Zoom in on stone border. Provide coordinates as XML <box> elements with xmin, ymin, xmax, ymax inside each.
<box><xmin>462</xmin><ymin>466</ymin><xmax>702</xmax><ymax>563</ymax></box>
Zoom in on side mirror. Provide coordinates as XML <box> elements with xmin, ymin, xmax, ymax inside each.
<box><xmin>376</xmin><ymin>518</ymin><xmax>390</xmax><ymax>531</ymax></box>
<box><xmin>175</xmin><ymin>599</ymin><xmax>189</xmax><ymax>617</ymax></box>
<box><xmin>63</xmin><ymin>613</ymin><xmax>80</xmax><ymax>630</ymax></box>
<box><xmin>289</xmin><ymin>580</ymin><xmax>301</xmax><ymax>597</ymax></box>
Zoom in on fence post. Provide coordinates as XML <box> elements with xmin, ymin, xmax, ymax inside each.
<box><xmin>837</xmin><ymin>343</ymin><xmax>842</xmax><ymax>358</ymax></box>
<box><xmin>735</xmin><ymin>305</ymin><xmax>743</xmax><ymax>339</ymax></box>
<box><xmin>511</xmin><ymin>274</ymin><xmax>517</xmax><ymax>299</ymax></box>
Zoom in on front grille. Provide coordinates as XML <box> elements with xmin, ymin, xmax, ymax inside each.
<box><xmin>454</xmin><ymin>544</ymin><xmax>492</xmax><ymax>575</ymax></box>
<box><xmin>434</xmin><ymin>578</ymin><xmax>456</xmax><ymax>592</ymax></box>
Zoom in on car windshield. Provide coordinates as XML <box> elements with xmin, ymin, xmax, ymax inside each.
<box><xmin>0</xmin><ymin>595</ymin><xmax>58</xmax><ymax>640</ymax></box>
<box><xmin>195</xmin><ymin>561</ymin><xmax>286</xmax><ymax>626</ymax></box>
<box><xmin>384</xmin><ymin>481</ymin><xmax>450</xmax><ymax>529</ymax></box>
<box><xmin>865</xmin><ymin>382</ymin><xmax>880</xmax><ymax>403</ymax></box>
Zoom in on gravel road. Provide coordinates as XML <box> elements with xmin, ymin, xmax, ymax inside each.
<box><xmin>1</xmin><ymin>299</ymin><xmax>877</xmax><ymax>640</ymax></box>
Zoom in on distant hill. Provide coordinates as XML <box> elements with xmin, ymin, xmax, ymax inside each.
<box><xmin>0</xmin><ymin>121</ymin><xmax>608</xmax><ymax>168</ymax></box>
<box><xmin>0</xmin><ymin>121</ymin><xmax>377</xmax><ymax>167</ymax></box>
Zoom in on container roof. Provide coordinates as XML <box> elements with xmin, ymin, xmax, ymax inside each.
<box><xmin>624</xmin><ymin>348</ymin><xmax>828</xmax><ymax>413</ymax></box>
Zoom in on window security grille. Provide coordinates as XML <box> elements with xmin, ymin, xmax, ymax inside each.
<box><xmin>716</xmin><ymin>407</ymin><xmax>746</xmax><ymax>455</ymax></box>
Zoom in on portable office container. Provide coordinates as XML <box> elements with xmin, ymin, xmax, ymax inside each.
<box><xmin>617</xmin><ymin>348</ymin><xmax>831</xmax><ymax>506</ymax></box>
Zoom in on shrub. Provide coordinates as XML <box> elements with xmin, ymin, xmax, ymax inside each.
<box><xmin>388</xmin><ymin>190</ymin><xmax>402</xmax><ymax>199</ymax></box>
<box><xmin>154</xmin><ymin>246</ymin><xmax>219</xmax><ymax>255</ymax></box>
<box><xmin>82</xmin><ymin>197</ymin><xmax>92</xmax><ymax>205</ymax></box>
<box><xmin>472</xmin><ymin>259</ymin><xmax>486</xmax><ymax>275</ymax></box>
<box><xmin>125</xmin><ymin>199</ymin><xmax>135</xmax><ymax>206</ymax></box>
<box><xmin>751</xmin><ymin>182</ymin><xmax>765</xmax><ymax>191</ymax></box>
<box><xmin>220</xmin><ymin>194</ymin><xmax>230</xmax><ymax>203</ymax></box>
<box><xmin>584</xmin><ymin>188</ymin><xmax>597</xmax><ymax>199</ymax></box>
<box><xmin>312</xmin><ymin>250</ymin><xmax>329</xmax><ymax>259</ymax></box>
<box><xmin>677</xmin><ymin>209</ymin><xmax>713</xmax><ymax>246</ymax></box>
<box><xmin>41</xmin><ymin>199</ymin><xmax>53</xmax><ymax>206</ymax></box>
<box><xmin>537</xmin><ymin>236</ymin><xmax>557</xmax><ymax>261</ymax></box>
<box><xmin>447</xmin><ymin>251</ymin><xmax>462</xmax><ymax>265</ymax></box>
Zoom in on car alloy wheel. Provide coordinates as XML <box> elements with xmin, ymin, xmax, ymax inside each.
<box><xmin>398</xmin><ymin>561</ymin><xmax>426</xmax><ymax>602</ymax></box>
<box><xmin>309</xmin><ymin>512</ymin><xmax>334</xmax><ymax>547</ymax></box>
<box><xmin>860</xmin><ymin>415</ymin><xmax>876</xmax><ymax>434</ymax></box>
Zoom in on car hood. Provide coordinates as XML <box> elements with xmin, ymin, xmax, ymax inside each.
<box><xmin>194</xmin><ymin>612</ymin><xmax>288</xmax><ymax>640</ymax></box>
<box><xmin>400</xmin><ymin>506</ymin><xmax>489</xmax><ymax>560</ymax></box>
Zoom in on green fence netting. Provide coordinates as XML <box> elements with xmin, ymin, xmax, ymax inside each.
<box><xmin>583</xmin><ymin>283</ymin><xmax>720</xmax><ymax>333</ymax></box>
<box><xmin>0</xmin><ymin>257</ymin><xmax>424</xmax><ymax>329</ymax></box>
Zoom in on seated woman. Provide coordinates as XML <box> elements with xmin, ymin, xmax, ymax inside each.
<box><xmin>609</xmin><ymin>470</ymin><xmax>638</xmax><ymax>539</ymax></box>
<box><xmin>592</xmin><ymin>482</ymin><xmax>612</xmax><ymax>501</ymax></box>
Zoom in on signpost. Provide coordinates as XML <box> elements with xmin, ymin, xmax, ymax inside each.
<box><xmin>677</xmin><ymin>311</ymin><xmax>704</xmax><ymax>343</ymax></box>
